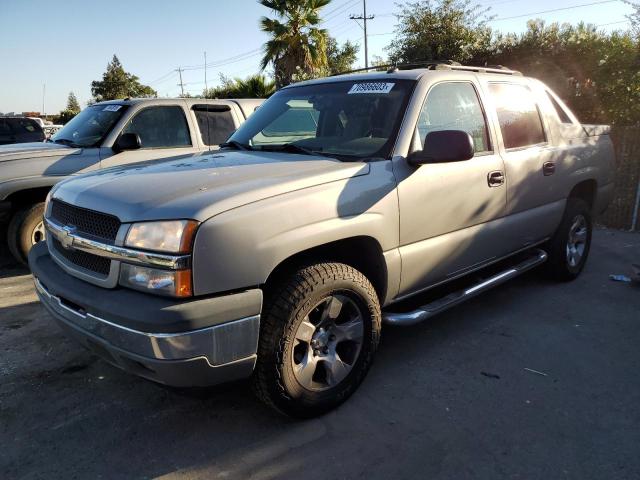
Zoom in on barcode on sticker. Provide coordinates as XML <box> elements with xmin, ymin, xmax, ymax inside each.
<box><xmin>348</xmin><ymin>82</ymin><xmax>395</xmax><ymax>94</ymax></box>
<box><xmin>103</xmin><ymin>105</ymin><xmax>122</xmax><ymax>112</ymax></box>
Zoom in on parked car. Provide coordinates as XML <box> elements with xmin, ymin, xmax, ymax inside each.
<box><xmin>0</xmin><ymin>117</ymin><xmax>46</xmax><ymax>145</ymax></box>
<box><xmin>0</xmin><ymin>97</ymin><xmax>263</xmax><ymax>263</ymax></box>
<box><xmin>29</xmin><ymin>64</ymin><xmax>614</xmax><ymax>417</ymax></box>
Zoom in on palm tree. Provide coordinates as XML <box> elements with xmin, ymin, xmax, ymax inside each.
<box><xmin>259</xmin><ymin>0</ymin><xmax>331</xmax><ymax>87</ymax></box>
<box><xmin>203</xmin><ymin>74</ymin><xmax>276</xmax><ymax>99</ymax></box>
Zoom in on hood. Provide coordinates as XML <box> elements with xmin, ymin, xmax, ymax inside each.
<box><xmin>52</xmin><ymin>151</ymin><xmax>370</xmax><ymax>222</ymax></box>
<box><xmin>0</xmin><ymin>142</ymin><xmax>82</xmax><ymax>162</ymax></box>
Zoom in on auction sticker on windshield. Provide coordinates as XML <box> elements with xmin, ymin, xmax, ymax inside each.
<box><xmin>348</xmin><ymin>82</ymin><xmax>395</xmax><ymax>94</ymax></box>
<box><xmin>103</xmin><ymin>105</ymin><xmax>122</xmax><ymax>112</ymax></box>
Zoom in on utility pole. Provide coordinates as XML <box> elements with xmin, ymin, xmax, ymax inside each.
<box><xmin>177</xmin><ymin>67</ymin><xmax>185</xmax><ymax>97</ymax></box>
<box><xmin>350</xmin><ymin>0</ymin><xmax>374</xmax><ymax>69</ymax></box>
<box><xmin>204</xmin><ymin>52</ymin><xmax>208</xmax><ymax>92</ymax></box>
<box><xmin>42</xmin><ymin>84</ymin><xmax>46</xmax><ymax>118</ymax></box>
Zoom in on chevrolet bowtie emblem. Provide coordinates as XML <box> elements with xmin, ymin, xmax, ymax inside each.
<box><xmin>60</xmin><ymin>225</ymin><xmax>77</xmax><ymax>249</ymax></box>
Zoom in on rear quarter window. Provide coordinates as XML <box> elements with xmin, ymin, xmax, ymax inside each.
<box><xmin>546</xmin><ymin>91</ymin><xmax>574</xmax><ymax>124</ymax></box>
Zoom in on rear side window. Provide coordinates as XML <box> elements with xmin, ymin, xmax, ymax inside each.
<box><xmin>418</xmin><ymin>82</ymin><xmax>491</xmax><ymax>153</ymax></box>
<box><xmin>488</xmin><ymin>83</ymin><xmax>546</xmax><ymax>149</ymax></box>
<box><xmin>0</xmin><ymin>119</ymin><xmax>11</xmax><ymax>134</ymax></box>
<box><xmin>123</xmin><ymin>106</ymin><xmax>191</xmax><ymax>148</ymax></box>
<box><xmin>193</xmin><ymin>106</ymin><xmax>236</xmax><ymax>145</ymax></box>
<box><xmin>8</xmin><ymin>118</ymin><xmax>40</xmax><ymax>133</ymax></box>
<box><xmin>546</xmin><ymin>91</ymin><xmax>573</xmax><ymax>124</ymax></box>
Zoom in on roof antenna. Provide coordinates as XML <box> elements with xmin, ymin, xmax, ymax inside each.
<box><xmin>204</xmin><ymin>51</ymin><xmax>212</xmax><ymax>153</ymax></box>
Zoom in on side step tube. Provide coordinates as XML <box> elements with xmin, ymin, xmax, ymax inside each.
<box><xmin>383</xmin><ymin>249</ymin><xmax>548</xmax><ymax>326</ymax></box>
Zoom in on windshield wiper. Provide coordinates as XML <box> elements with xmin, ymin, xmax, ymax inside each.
<box><xmin>53</xmin><ymin>138</ymin><xmax>82</xmax><ymax>148</ymax></box>
<box><xmin>259</xmin><ymin>143</ymin><xmax>323</xmax><ymax>157</ymax></box>
<box><xmin>220</xmin><ymin>140</ymin><xmax>252</xmax><ymax>151</ymax></box>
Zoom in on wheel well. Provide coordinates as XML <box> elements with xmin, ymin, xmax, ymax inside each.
<box><xmin>6</xmin><ymin>187</ymin><xmax>51</xmax><ymax>211</ymax></box>
<box><xmin>263</xmin><ymin>236</ymin><xmax>388</xmax><ymax>303</ymax></box>
<box><xmin>569</xmin><ymin>180</ymin><xmax>597</xmax><ymax>209</ymax></box>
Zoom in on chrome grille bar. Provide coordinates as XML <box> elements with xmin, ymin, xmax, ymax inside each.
<box><xmin>45</xmin><ymin>218</ymin><xmax>191</xmax><ymax>270</ymax></box>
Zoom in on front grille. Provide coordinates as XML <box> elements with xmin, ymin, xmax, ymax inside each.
<box><xmin>50</xmin><ymin>199</ymin><xmax>120</xmax><ymax>242</ymax></box>
<box><xmin>51</xmin><ymin>237</ymin><xmax>111</xmax><ymax>277</ymax></box>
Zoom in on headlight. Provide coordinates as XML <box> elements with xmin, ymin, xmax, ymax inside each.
<box><xmin>125</xmin><ymin>220</ymin><xmax>198</xmax><ymax>253</ymax></box>
<box><xmin>119</xmin><ymin>264</ymin><xmax>192</xmax><ymax>297</ymax></box>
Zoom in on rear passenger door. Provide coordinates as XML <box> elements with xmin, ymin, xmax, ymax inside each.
<box><xmin>484</xmin><ymin>81</ymin><xmax>564</xmax><ymax>248</ymax></box>
<box><xmin>101</xmin><ymin>105</ymin><xmax>195</xmax><ymax>168</ymax></box>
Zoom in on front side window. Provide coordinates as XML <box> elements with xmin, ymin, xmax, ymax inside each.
<box><xmin>123</xmin><ymin>106</ymin><xmax>191</xmax><ymax>148</ymax></box>
<box><xmin>417</xmin><ymin>82</ymin><xmax>490</xmax><ymax>153</ymax></box>
<box><xmin>228</xmin><ymin>79</ymin><xmax>416</xmax><ymax>160</ymax></box>
<box><xmin>193</xmin><ymin>106</ymin><xmax>236</xmax><ymax>146</ymax></box>
<box><xmin>488</xmin><ymin>83</ymin><xmax>546</xmax><ymax>149</ymax></box>
<box><xmin>52</xmin><ymin>104</ymin><xmax>128</xmax><ymax>148</ymax></box>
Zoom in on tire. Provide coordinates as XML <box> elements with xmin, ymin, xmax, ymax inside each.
<box><xmin>543</xmin><ymin>197</ymin><xmax>592</xmax><ymax>281</ymax></box>
<box><xmin>253</xmin><ymin>262</ymin><xmax>382</xmax><ymax>418</ymax></box>
<box><xmin>7</xmin><ymin>202</ymin><xmax>46</xmax><ymax>265</ymax></box>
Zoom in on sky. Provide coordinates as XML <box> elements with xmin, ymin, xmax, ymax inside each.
<box><xmin>0</xmin><ymin>0</ymin><xmax>635</xmax><ymax>114</ymax></box>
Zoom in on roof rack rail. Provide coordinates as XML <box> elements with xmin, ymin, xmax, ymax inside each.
<box><xmin>332</xmin><ymin>60</ymin><xmax>521</xmax><ymax>77</ymax></box>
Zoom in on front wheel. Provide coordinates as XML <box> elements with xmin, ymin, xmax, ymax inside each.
<box><xmin>543</xmin><ymin>198</ymin><xmax>592</xmax><ymax>281</ymax></box>
<box><xmin>253</xmin><ymin>263</ymin><xmax>381</xmax><ymax>418</ymax></box>
<box><xmin>7</xmin><ymin>202</ymin><xmax>46</xmax><ymax>265</ymax></box>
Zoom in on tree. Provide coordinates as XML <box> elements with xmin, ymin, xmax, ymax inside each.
<box><xmin>259</xmin><ymin>0</ymin><xmax>331</xmax><ymax>87</ymax></box>
<box><xmin>387</xmin><ymin>0</ymin><xmax>493</xmax><ymax>65</ymax></box>
<box><xmin>203</xmin><ymin>74</ymin><xmax>276</xmax><ymax>98</ymax></box>
<box><xmin>326</xmin><ymin>38</ymin><xmax>359</xmax><ymax>75</ymax></box>
<box><xmin>66</xmin><ymin>92</ymin><xmax>81</xmax><ymax>114</ymax></box>
<box><xmin>627</xmin><ymin>1</ymin><xmax>640</xmax><ymax>39</ymax></box>
<box><xmin>90</xmin><ymin>55</ymin><xmax>156</xmax><ymax>102</ymax></box>
<box><xmin>484</xmin><ymin>20</ymin><xmax>640</xmax><ymax>125</ymax></box>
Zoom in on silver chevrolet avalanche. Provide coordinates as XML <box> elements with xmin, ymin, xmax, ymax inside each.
<box><xmin>29</xmin><ymin>64</ymin><xmax>614</xmax><ymax>417</ymax></box>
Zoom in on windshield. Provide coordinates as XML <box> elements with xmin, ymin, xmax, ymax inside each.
<box><xmin>228</xmin><ymin>79</ymin><xmax>415</xmax><ymax>160</ymax></box>
<box><xmin>51</xmin><ymin>104</ymin><xmax>128</xmax><ymax>148</ymax></box>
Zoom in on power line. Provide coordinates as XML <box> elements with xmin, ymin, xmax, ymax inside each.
<box><xmin>490</xmin><ymin>0</ymin><xmax>619</xmax><ymax>21</ymax></box>
<box><xmin>321</xmin><ymin>0</ymin><xmax>361</xmax><ymax>25</ymax></box>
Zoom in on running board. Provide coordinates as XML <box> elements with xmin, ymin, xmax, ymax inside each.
<box><xmin>382</xmin><ymin>249</ymin><xmax>548</xmax><ymax>326</ymax></box>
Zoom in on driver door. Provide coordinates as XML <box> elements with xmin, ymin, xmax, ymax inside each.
<box><xmin>395</xmin><ymin>80</ymin><xmax>508</xmax><ymax>297</ymax></box>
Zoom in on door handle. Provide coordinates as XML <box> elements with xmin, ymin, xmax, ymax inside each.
<box><xmin>487</xmin><ymin>170</ymin><xmax>504</xmax><ymax>187</ymax></box>
<box><xmin>543</xmin><ymin>161</ymin><xmax>556</xmax><ymax>176</ymax></box>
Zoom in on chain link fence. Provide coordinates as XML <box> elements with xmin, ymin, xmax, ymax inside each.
<box><xmin>598</xmin><ymin>126</ymin><xmax>640</xmax><ymax>231</ymax></box>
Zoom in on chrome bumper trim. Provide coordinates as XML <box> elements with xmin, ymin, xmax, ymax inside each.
<box><xmin>45</xmin><ymin>217</ymin><xmax>190</xmax><ymax>270</ymax></box>
<box><xmin>34</xmin><ymin>277</ymin><xmax>260</xmax><ymax>365</ymax></box>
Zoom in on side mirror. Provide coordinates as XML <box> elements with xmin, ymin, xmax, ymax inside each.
<box><xmin>408</xmin><ymin>130</ymin><xmax>474</xmax><ymax>165</ymax></box>
<box><xmin>113</xmin><ymin>132</ymin><xmax>141</xmax><ymax>153</ymax></box>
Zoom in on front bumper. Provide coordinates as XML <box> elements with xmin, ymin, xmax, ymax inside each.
<box><xmin>29</xmin><ymin>242</ymin><xmax>262</xmax><ymax>387</ymax></box>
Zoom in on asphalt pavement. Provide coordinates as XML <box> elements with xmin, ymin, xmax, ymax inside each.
<box><xmin>1</xmin><ymin>228</ymin><xmax>639</xmax><ymax>479</ymax></box>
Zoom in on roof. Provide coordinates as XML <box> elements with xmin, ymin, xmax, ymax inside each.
<box><xmin>284</xmin><ymin>64</ymin><xmax>525</xmax><ymax>89</ymax></box>
<box><xmin>94</xmin><ymin>98</ymin><xmax>264</xmax><ymax>107</ymax></box>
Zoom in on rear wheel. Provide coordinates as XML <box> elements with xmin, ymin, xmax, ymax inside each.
<box><xmin>253</xmin><ymin>263</ymin><xmax>381</xmax><ymax>418</ymax></box>
<box><xmin>7</xmin><ymin>202</ymin><xmax>45</xmax><ymax>265</ymax></box>
<box><xmin>543</xmin><ymin>197</ymin><xmax>592</xmax><ymax>281</ymax></box>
